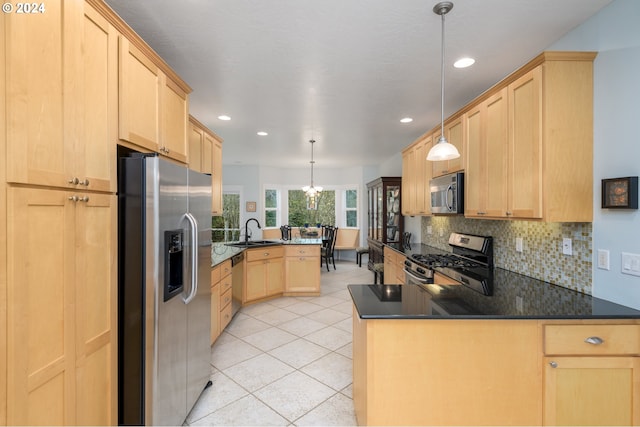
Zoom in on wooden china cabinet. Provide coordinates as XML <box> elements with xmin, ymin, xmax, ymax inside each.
<box><xmin>366</xmin><ymin>177</ymin><xmax>403</xmax><ymax>274</ymax></box>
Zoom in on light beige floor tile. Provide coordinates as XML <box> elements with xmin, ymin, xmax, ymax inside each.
<box><xmin>301</xmin><ymin>352</ymin><xmax>352</xmax><ymax>391</ymax></box>
<box><xmin>186</xmin><ymin>370</ymin><xmax>249</xmax><ymax>424</ymax></box>
<box><xmin>294</xmin><ymin>392</ymin><xmax>357</xmax><ymax>426</ymax></box>
<box><xmin>222</xmin><ymin>353</ymin><xmax>295</xmax><ymax>392</ymax></box>
<box><xmin>283</xmin><ymin>300</ymin><xmax>324</xmax><ymax>316</ymax></box>
<box><xmin>225</xmin><ymin>315</ymin><xmax>272</xmax><ymax>338</ymax></box>
<box><xmin>332</xmin><ymin>317</ymin><xmax>353</xmax><ymax>334</ymax></box>
<box><xmin>268</xmin><ymin>296</ymin><xmax>299</xmax><ymax>308</ymax></box>
<box><xmin>305</xmin><ymin>307</ymin><xmax>350</xmax><ymax>325</ymax></box>
<box><xmin>277</xmin><ymin>316</ymin><xmax>327</xmax><ymax>337</ymax></box>
<box><xmin>268</xmin><ymin>338</ymin><xmax>330</xmax><ymax>369</ymax></box>
<box><xmin>332</xmin><ymin>300</ymin><xmax>356</xmax><ymax>315</ymax></box>
<box><xmin>253</xmin><ymin>371</ymin><xmax>335</xmax><ymax>422</ymax></box>
<box><xmin>240</xmin><ymin>301</ymin><xmax>280</xmax><ymax>317</ymax></box>
<box><xmin>340</xmin><ymin>383</ymin><xmax>353</xmax><ymax>399</ymax></box>
<box><xmin>253</xmin><ymin>307</ymin><xmax>300</xmax><ymax>326</ymax></box>
<box><xmin>210</xmin><ymin>338</ymin><xmax>262</xmax><ymax>370</ymax></box>
<box><xmin>335</xmin><ymin>342</ymin><xmax>353</xmax><ymax>359</ymax></box>
<box><xmin>303</xmin><ymin>326</ymin><xmax>352</xmax><ymax>351</ymax></box>
<box><xmin>190</xmin><ymin>394</ymin><xmax>288</xmax><ymax>426</ymax></box>
<box><xmin>240</xmin><ymin>326</ymin><xmax>297</xmax><ymax>352</ymax></box>
<box><xmin>309</xmin><ymin>295</ymin><xmax>346</xmax><ymax>308</ymax></box>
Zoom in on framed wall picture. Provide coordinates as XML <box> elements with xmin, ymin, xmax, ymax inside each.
<box><xmin>601</xmin><ymin>176</ymin><xmax>638</xmax><ymax>209</ymax></box>
<box><xmin>246</xmin><ymin>201</ymin><xmax>257</xmax><ymax>212</ymax></box>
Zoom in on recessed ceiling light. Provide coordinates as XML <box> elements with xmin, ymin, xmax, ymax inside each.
<box><xmin>454</xmin><ymin>57</ymin><xmax>475</xmax><ymax>68</ymax></box>
<box><xmin>257</xmin><ymin>131</ymin><xmax>268</xmax><ymax>136</ymax></box>
<box><xmin>217</xmin><ymin>115</ymin><xmax>231</xmax><ymax>121</ymax></box>
<box><xmin>400</xmin><ymin>117</ymin><xmax>413</xmax><ymax>123</ymax></box>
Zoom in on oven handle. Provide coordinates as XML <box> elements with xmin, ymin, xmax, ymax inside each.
<box><xmin>404</xmin><ymin>268</ymin><xmax>432</xmax><ymax>284</ymax></box>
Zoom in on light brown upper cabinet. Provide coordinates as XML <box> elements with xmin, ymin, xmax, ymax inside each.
<box><xmin>5</xmin><ymin>0</ymin><xmax>117</xmax><ymax>192</ymax></box>
<box><xmin>119</xmin><ymin>37</ymin><xmax>190</xmax><ymax>163</ymax></box>
<box><xmin>401</xmin><ymin>133</ymin><xmax>432</xmax><ymax>216</ymax></box>
<box><xmin>404</xmin><ymin>51</ymin><xmax>596</xmax><ymax>222</ymax></box>
<box><xmin>189</xmin><ymin>115</ymin><xmax>224</xmax><ymax>214</ymax></box>
<box><xmin>431</xmin><ymin>116</ymin><xmax>465</xmax><ymax>178</ymax></box>
<box><xmin>465</xmin><ymin>88</ymin><xmax>508</xmax><ymax>218</ymax></box>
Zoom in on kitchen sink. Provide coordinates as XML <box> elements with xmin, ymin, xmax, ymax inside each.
<box><xmin>225</xmin><ymin>240</ymin><xmax>282</xmax><ymax>248</ymax></box>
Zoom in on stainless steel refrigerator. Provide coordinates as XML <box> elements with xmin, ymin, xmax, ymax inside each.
<box><xmin>118</xmin><ymin>153</ymin><xmax>211</xmax><ymax>426</ymax></box>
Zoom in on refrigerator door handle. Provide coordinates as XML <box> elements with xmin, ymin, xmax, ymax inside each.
<box><xmin>183</xmin><ymin>212</ymin><xmax>199</xmax><ymax>304</ymax></box>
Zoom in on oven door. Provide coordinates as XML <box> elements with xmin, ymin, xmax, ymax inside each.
<box><xmin>404</xmin><ymin>267</ymin><xmax>434</xmax><ymax>286</ymax></box>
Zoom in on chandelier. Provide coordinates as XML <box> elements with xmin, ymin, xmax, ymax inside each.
<box><xmin>302</xmin><ymin>139</ymin><xmax>323</xmax><ymax>210</ymax></box>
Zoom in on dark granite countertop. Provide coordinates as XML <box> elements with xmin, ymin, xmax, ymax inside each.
<box><xmin>349</xmin><ymin>268</ymin><xmax>640</xmax><ymax>319</ymax></box>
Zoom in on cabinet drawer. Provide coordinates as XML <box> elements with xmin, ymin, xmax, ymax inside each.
<box><xmin>220</xmin><ymin>303</ymin><xmax>232</xmax><ymax>330</ymax></box>
<box><xmin>211</xmin><ymin>264</ymin><xmax>221</xmax><ymax>284</ymax></box>
<box><xmin>220</xmin><ymin>274</ymin><xmax>232</xmax><ymax>294</ymax></box>
<box><xmin>246</xmin><ymin>246</ymin><xmax>285</xmax><ymax>262</ymax></box>
<box><xmin>220</xmin><ymin>288</ymin><xmax>232</xmax><ymax>309</ymax></box>
<box><xmin>285</xmin><ymin>245</ymin><xmax>320</xmax><ymax>257</ymax></box>
<box><xmin>219</xmin><ymin>259</ymin><xmax>232</xmax><ymax>278</ymax></box>
<box><xmin>544</xmin><ymin>324</ymin><xmax>640</xmax><ymax>356</ymax></box>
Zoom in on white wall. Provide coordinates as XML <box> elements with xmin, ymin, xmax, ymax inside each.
<box><xmin>550</xmin><ymin>0</ymin><xmax>640</xmax><ymax>308</ymax></box>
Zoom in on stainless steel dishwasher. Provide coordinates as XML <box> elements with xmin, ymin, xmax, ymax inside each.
<box><xmin>231</xmin><ymin>252</ymin><xmax>244</xmax><ymax>316</ymax></box>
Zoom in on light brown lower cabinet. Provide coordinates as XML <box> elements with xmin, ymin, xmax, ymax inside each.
<box><xmin>244</xmin><ymin>247</ymin><xmax>285</xmax><ymax>303</ymax></box>
<box><xmin>383</xmin><ymin>247</ymin><xmax>405</xmax><ymax>285</ymax></box>
<box><xmin>7</xmin><ymin>187</ymin><xmax>116</xmax><ymax>426</ymax></box>
<box><xmin>353</xmin><ymin>315</ymin><xmax>640</xmax><ymax>426</ymax></box>
<box><xmin>211</xmin><ymin>260</ymin><xmax>232</xmax><ymax>344</ymax></box>
<box><xmin>284</xmin><ymin>245</ymin><xmax>321</xmax><ymax>295</ymax></box>
<box><xmin>543</xmin><ymin>323</ymin><xmax>640</xmax><ymax>425</ymax></box>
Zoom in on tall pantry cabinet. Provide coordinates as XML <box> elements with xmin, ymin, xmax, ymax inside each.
<box><xmin>3</xmin><ymin>1</ymin><xmax>118</xmax><ymax>425</ymax></box>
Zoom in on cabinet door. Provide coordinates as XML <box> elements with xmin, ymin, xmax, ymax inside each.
<box><xmin>544</xmin><ymin>356</ymin><xmax>640</xmax><ymax>426</ymax></box>
<box><xmin>286</xmin><ymin>257</ymin><xmax>320</xmax><ymax>293</ymax></box>
<box><xmin>508</xmin><ymin>67</ymin><xmax>542</xmax><ymax>219</ymax></box>
<box><xmin>211</xmin><ymin>136</ymin><xmax>223</xmax><ymax>215</ymax></box>
<box><xmin>201</xmin><ymin>132</ymin><xmax>213</xmax><ymax>175</ymax></box>
<box><xmin>484</xmin><ymin>90</ymin><xmax>508</xmax><ymax>217</ymax></box>
<box><xmin>401</xmin><ymin>148</ymin><xmax>415</xmax><ymax>215</ymax></box>
<box><xmin>7</xmin><ymin>187</ymin><xmax>76</xmax><ymax>425</ymax></box>
<box><xmin>160</xmin><ymin>77</ymin><xmax>188</xmax><ymax>163</ymax></box>
<box><xmin>5</xmin><ymin>0</ymin><xmax>68</xmax><ymax>187</ymax></box>
<box><xmin>245</xmin><ymin>261</ymin><xmax>266</xmax><ymax>302</ymax></box>
<box><xmin>266</xmin><ymin>259</ymin><xmax>284</xmax><ymax>296</ymax></box>
<box><xmin>465</xmin><ymin>105</ymin><xmax>484</xmax><ymax>216</ymax></box>
<box><xmin>188</xmin><ymin>120</ymin><xmax>204</xmax><ymax>172</ymax></box>
<box><xmin>118</xmin><ymin>37</ymin><xmax>160</xmax><ymax>151</ymax></box>
<box><xmin>415</xmin><ymin>138</ymin><xmax>431</xmax><ymax>215</ymax></box>
<box><xmin>74</xmin><ymin>193</ymin><xmax>116</xmax><ymax>425</ymax></box>
<box><xmin>81</xmin><ymin>5</ymin><xmax>118</xmax><ymax>193</ymax></box>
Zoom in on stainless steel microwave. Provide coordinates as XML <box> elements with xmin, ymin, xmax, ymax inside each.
<box><xmin>430</xmin><ymin>172</ymin><xmax>464</xmax><ymax>214</ymax></box>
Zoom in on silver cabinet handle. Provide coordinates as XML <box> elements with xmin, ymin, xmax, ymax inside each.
<box><xmin>79</xmin><ymin>196</ymin><xmax>89</xmax><ymax>202</ymax></box>
<box><xmin>585</xmin><ymin>336</ymin><xmax>604</xmax><ymax>345</ymax></box>
<box><xmin>68</xmin><ymin>177</ymin><xmax>79</xmax><ymax>185</ymax></box>
<box><xmin>549</xmin><ymin>361</ymin><xmax>558</xmax><ymax>368</ymax></box>
<box><xmin>68</xmin><ymin>195</ymin><xmax>79</xmax><ymax>202</ymax></box>
<box><xmin>79</xmin><ymin>178</ymin><xmax>90</xmax><ymax>186</ymax></box>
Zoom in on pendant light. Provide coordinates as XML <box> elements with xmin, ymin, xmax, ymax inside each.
<box><xmin>427</xmin><ymin>1</ymin><xmax>460</xmax><ymax>161</ymax></box>
<box><xmin>302</xmin><ymin>139</ymin><xmax>323</xmax><ymax>210</ymax></box>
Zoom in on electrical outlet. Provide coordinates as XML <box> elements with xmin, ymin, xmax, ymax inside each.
<box><xmin>562</xmin><ymin>238</ymin><xmax>572</xmax><ymax>256</ymax></box>
<box><xmin>427</xmin><ymin>226</ymin><xmax>433</xmax><ymax>235</ymax></box>
<box><xmin>439</xmin><ymin>228</ymin><xmax>444</xmax><ymax>237</ymax></box>
<box><xmin>515</xmin><ymin>237</ymin><xmax>523</xmax><ymax>253</ymax></box>
<box><xmin>516</xmin><ymin>296</ymin><xmax>523</xmax><ymax>313</ymax></box>
<box><xmin>622</xmin><ymin>252</ymin><xmax>640</xmax><ymax>277</ymax></box>
<box><xmin>597</xmin><ymin>249</ymin><xmax>610</xmax><ymax>270</ymax></box>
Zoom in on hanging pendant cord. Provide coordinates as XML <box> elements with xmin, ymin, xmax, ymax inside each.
<box><xmin>439</xmin><ymin>10</ymin><xmax>445</xmax><ymax>139</ymax></box>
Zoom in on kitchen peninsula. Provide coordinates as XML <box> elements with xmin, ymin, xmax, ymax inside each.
<box><xmin>349</xmin><ymin>280</ymin><xmax>640</xmax><ymax>426</ymax></box>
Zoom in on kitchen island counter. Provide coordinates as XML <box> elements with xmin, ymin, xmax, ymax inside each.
<box><xmin>211</xmin><ymin>238</ymin><xmax>322</xmax><ymax>267</ymax></box>
<box><xmin>349</xmin><ymin>269</ymin><xmax>640</xmax><ymax>319</ymax></box>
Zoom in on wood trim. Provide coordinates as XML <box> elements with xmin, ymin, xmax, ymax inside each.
<box><xmin>86</xmin><ymin>0</ymin><xmax>192</xmax><ymax>94</ymax></box>
<box><xmin>189</xmin><ymin>114</ymin><xmax>224</xmax><ymax>142</ymax></box>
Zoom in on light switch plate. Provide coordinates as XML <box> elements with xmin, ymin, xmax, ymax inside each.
<box><xmin>562</xmin><ymin>238</ymin><xmax>572</xmax><ymax>256</ymax></box>
<box><xmin>597</xmin><ymin>249</ymin><xmax>610</xmax><ymax>270</ymax></box>
<box><xmin>427</xmin><ymin>226</ymin><xmax>433</xmax><ymax>235</ymax></box>
<box><xmin>622</xmin><ymin>252</ymin><xmax>640</xmax><ymax>277</ymax></box>
<box><xmin>515</xmin><ymin>237</ymin><xmax>523</xmax><ymax>253</ymax></box>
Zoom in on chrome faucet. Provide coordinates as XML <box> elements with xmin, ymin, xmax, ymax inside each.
<box><xmin>244</xmin><ymin>218</ymin><xmax>261</xmax><ymax>243</ymax></box>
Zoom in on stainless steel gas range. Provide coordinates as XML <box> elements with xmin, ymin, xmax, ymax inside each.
<box><xmin>404</xmin><ymin>232</ymin><xmax>494</xmax><ymax>295</ymax></box>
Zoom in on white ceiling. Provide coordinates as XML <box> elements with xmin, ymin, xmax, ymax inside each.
<box><xmin>104</xmin><ymin>0</ymin><xmax>611</xmax><ymax>169</ymax></box>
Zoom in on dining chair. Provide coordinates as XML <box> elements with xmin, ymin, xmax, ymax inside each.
<box><xmin>321</xmin><ymin>226</ymin><xmax>338</xmax><ymax>271</ymax></box>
